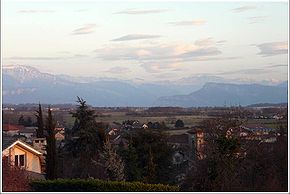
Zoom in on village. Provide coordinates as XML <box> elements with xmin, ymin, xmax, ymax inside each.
<box><xmin>2</xmin><ymin>102</ymin><xmax>287</xmax><ymax>191</ymax></box>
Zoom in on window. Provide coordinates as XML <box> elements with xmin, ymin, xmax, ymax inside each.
<box><xmin>14</xmin><ymin>154</ymin><xmax>25</xmax><ymax>167</ymax></box>
<box><xmin>35</xmin><ymin>140</ymin><xmax>39</xmax><ymax>143</ymax></box>
<box><xmin>15</xmin><ymin>155</ymin><xmax>18</xmax><ymax>166</ymax></box>
<box><xmin>40</xmin><ymin>140</ymin><xmax>44</xmax><ymax>143</ymax></box>
<box><xmin>19</xmin><ymin>155</ymin><xmax>25</xmax><ymax>166</ymax></box>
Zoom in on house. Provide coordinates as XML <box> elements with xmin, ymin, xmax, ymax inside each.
<box><xmin>187</xmin><ymin>127</ymin><xmax>206</xmax><ymax>160</ymax></box>
<box><xmin>168</xmin><ymin>134</ymin><xmax>191</xmax><ymax>148</ymax></box>
<box><xmin>33</xmin><ymin>138</ymin><xmax>47</xmax><ymax>154</ymax></box>
<box><xmin>167</xmin><ymin>132</ymin><xmax>193</xmax><ymax>165</ymax></box>
<box><xmin>112</xmin><ymin>135</ymin><xmax>129</xmax><ymax>149</ymax></box>
<box><xmin>18</xmin><ymin>127</ymin><xmax>37</xmax><ymax>140</ymax></box>
<box><xmin>2</xmin><ymin>138</ymin><xmax>44</xmax><ymax>176</ymax></box>
<box><xmin>55</xmin><ymin>131</ymin><xmax>65</xmax><ymax>141</ymax></box>
<box><xmin>53</xmin><ymin>127</ymin><xmax>65</xmax><ymax>141</ymax></box>
<box><xmin>106</xmin><ymin>123</ymin><xmax>121</xmax><ymax>139</ymax></box>
<box><xmin>3</xmin><ymin>124</ymin><xmax>24</xmax><ymax>136</ymax></box>
<box><xmin>121</xmin><ymin>120</ymin><xmax>146</xmax><ymax>130</ymax></box>
<box><xmin>260</xmin><ymin>135</ymin><xmax>277</xmax><ymax>143</ymax></box>
<box><xmin>54</xmin><ymin>127</ymin><xmax>65</xmax><ymax>133</ymax></box>
<box><xmin>32</xmin><ymin>138</ymin><xmax>47</xmax><ymax>173</ymax></box>
<box><xmin>166</xmin><ymin>129</ymin><xmax>200</xmax><ymax>183</ymax></box>
<box><xmin>273</xmin><ymin>114</ymin><xmax>283</xmax><ymax>120</ymax></box>
<box><xmin>241</xmin><ymin>124</ymin><xmax>274</xmax><ymax>135</ymax></box>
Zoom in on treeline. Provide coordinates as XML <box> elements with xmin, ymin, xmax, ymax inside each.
<box><xmin>126</xmin><ymin>111</ymin><xmax>197</xmax><ymax>117</ymax></box>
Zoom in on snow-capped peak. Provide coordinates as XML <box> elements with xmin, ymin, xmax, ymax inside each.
<box><xmin>3</xmin><ymin>65</ymin><xmax>40</xmax><ymax>72</ymax></box>
<box><xmin>3</xmin><ymin>65</ymin><xmax>53</xmax><ymax>82</ymax></box>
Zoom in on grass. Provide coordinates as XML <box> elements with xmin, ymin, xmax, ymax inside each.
<box><xmin>245</xmin><ymin>119</ymin><xmax>288</xmax><ymax>130</ymax></box>
<box><xmin>61</xmin><ymin>111</ymin><xmax>208</xmax><ymax>128</ymax></box>
<box><xmin>4</xmin><ymin>109</ymin><xmax>287</xmax><ymax>132</ymax></box>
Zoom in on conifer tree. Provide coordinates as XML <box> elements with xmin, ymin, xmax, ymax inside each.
<box><xmin>45</xmin><ymin>106</ymin><xmax>57</xmax><ymax>180</ymax></box>
<box><xmin>121</xmin><ymin>143</ymin><xmax>142</xmax><ymax>181</ymax></box>
<box><xmin>123</xmin><ymin>128</ymin><xmax>173</xmax><ymax>184</ymax></box>
<box><xmin>66</xmin><ymin>97</ymin><xmax>101</xmax><ymax>178</ymax></box>
<box><xmin>35</xmin><ymin>103</ymin><xmax>45</xmax><ymax>138</ymax></box>
<box><xmin>145</xmin><ymin>146</ymin><xmax>156</xmax><ymax>183</ymax></box>
<box><xmin>71</xmin><ymin>97</ymin><xmax>99</xmax><ymax>152</ymax></box>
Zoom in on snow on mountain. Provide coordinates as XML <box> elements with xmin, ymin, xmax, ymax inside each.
<box><xmin>2</xmin><ymin>65</ymin><xmax>288</xmax><ymax>106</ymax></box>
<box><xmin>3</xmin><ymin>65</ymin><xmax>55</xmax><ymax>82</ymax></box>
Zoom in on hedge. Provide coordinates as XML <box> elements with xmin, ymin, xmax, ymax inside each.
<box><xmin>30</xmin><ymin>179</ymin><xmax>180</xmax><ymax>192</ymax></box>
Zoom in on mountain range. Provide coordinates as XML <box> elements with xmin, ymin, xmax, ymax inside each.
<box><xmin>156</xmin><ymin>82</ymin><xmax>288</xmax><ymax>107</ymax></box>
<box><xmin>2</xmin><ymin>65</ymin><xmax>288</xmax><ymax>107</ymax></box>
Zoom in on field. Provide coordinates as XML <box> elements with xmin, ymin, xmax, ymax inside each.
<box><xmin>246</xmin><ymin>118</ymin><xmax>287</xmax><ymax>129</ymax></box>
<box><xmin>3</xmin><ymin>107</ymin><xmax>287</xmax><ymax>131</ymax></box>
<box><xmin>61</xmin><ymin>111</ymin><xmax>210</xmax><ymax>129</ymax></box>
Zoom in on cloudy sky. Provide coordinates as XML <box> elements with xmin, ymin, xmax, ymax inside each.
<box><xmin>2</xmin><ymin>1</ymin><xmax>288</xmax><ymax>83</ymax></box>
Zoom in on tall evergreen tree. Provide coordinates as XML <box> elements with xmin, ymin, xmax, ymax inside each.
<box><xmin>45</xmin><ymin>106</ymin><xmax>57</xmax><ymax>180</ymax></box>
<box><xmin>121</xmin><ymin>143</ymin><xmax>142</xmax><ymax>181</ymax></box>
<box><xmin>123</xmin><ymin>128</ymin><xmax>174</xmax><ymax>184</ymax></box>
<box><xmin>35</xmin><ymin>104</ymin><xmax>45</xmax><ymax>138</ymax></box>
<box><xmin>144</xmin><ymin>146</ymin><xmax>156</xmax><ymax>183</ymax></box>
<box><xmin>65</xmin><ymin>97</ymin><xmax>101</xmax><ymax>178</ymax></box>
<box><xmin>71</xmin><ymin>97</ymin><xmax>99</xmax><ymax>153</ymax></box>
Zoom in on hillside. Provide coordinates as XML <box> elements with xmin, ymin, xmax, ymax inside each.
<box><xmin>155</xmin><ymin>82</ymin><xmax>288</xmax><ymax>107</ymax></box>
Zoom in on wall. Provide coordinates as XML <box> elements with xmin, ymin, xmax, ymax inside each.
<box><xmin>3</xmin><ymin>144</ymin><xmax>42</xmax><ymax>174</ymax></box>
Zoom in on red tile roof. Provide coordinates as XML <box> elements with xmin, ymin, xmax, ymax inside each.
<box><xmin>3</xmin><ymin>124</ymin><xmax>24</xmax><ymax>131</ymax></box>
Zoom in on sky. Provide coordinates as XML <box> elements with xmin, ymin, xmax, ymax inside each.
<box><xmin>2</xmin><ymin>0</ymin><xmax>288</xmax><ymax>84</ymax></box>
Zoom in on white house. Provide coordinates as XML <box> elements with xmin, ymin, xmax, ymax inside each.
<box><xmin>3</xmin><ymin>139</ymin><xmax>43</xmax><ymax>174</ymax></box>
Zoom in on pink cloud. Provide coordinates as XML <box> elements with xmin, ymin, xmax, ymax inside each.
<box><xmin>72</xmin><ymin>24</ymin><xmax>97</xmax><ymax>35</ymax></box>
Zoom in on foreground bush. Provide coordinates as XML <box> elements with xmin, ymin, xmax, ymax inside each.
<box><xmin>3</xmin><ymin>157</ymin><xmax>31</xmax><ymax>192</ymax></box>
<box><xmin>30</xmin><ymin>179</ymin><xmax>180</xmax><ymax>192</ymax></box>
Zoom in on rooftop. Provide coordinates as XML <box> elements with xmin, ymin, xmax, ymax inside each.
<box><xmin>167</xmin><ymin>134</ymin><xmax>189</xmax><ymax>144</ymax></box>
<box><xmin>19</xmin><ymin>127</ymin><xmax>37</xmax><ymax>133</ymax></box>
<box><xmin>3</xmin><ymin>124</ymin><xmax>24</xmax><ymax>131</ymax></box>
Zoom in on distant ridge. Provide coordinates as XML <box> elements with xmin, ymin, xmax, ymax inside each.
<box><xmin>247</xmin><ymin>102</ymin><xmax>288</xmax><ymax>108</ymax></box>
<box><xmin>155</xmin><ymin>82</ymin><xmax>288</xmax><ymax>107</ymax></box>
<box><xmin>3</xmin><ymin>65</ymin><xmax>288</xmax><ymax>107</ymax></box>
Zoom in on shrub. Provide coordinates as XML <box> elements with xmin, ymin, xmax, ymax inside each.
<box><xmin>2</xmin><ymin>157</ymin><xmax>31</xmax><ymax>191</ymax></box>
<box><xmin>30</xmin><ymin>179</ymin><xmax>180</xmax><ymax>192</ymax></box>
<box><xmin>174</xmin><ymin>119</ymin><xmax>184</xmax><ymax>128</ymax></box>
